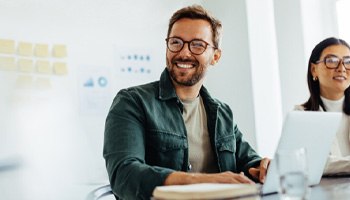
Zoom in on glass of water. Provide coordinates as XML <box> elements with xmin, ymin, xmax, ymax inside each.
<box><xmin>276</xmin><ymin>147</ymin><xmax>308</xmax><ymax>200</ymax></box>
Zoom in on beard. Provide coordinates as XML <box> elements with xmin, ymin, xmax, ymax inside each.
<box><xmin>166</xmin><ymin>56</ymin><xmax>207</xmax><ymax>86</ymax></box>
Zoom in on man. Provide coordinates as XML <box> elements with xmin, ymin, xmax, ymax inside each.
<box><xmin>104</xmin><ymin>4</ymin><xmax>270</xmax><ymax>199</ymax></box>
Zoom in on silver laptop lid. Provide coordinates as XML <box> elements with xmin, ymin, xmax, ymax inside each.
<box><xmin>261</xmin><ymin>111</ymin><xmax>343</xmax><ymax>194</ymax></box>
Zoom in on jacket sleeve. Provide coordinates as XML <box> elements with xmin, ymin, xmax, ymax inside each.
<box><xmin>234</xmin><ymin>124</ymin><xmax>262</xmax><ymax>178</ymax></box>
<box><xmin>103</xmin><ymin>89</ymin><xmax>174</xmax><ymax>199</ymax></box>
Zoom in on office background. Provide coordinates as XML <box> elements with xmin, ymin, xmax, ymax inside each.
<box><xmin>0</xmin><ymin>0</ymin><xmax>348</xmax><ymax>199</ymax></box>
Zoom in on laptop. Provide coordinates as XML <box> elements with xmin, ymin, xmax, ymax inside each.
<box><xmin>261</xmin><ymin>111</ymin><xmax>343</xmax><ymax>195</ymax></box>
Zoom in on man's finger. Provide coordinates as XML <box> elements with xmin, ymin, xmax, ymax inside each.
<box><xmin>248</xmin><ymin>168</ymin><xmax>259</xmax><ymax>179</ymax></box>
<box><xmin>237</xmin><ymin>172</ymin><xmax>255</xmax><ymax>184</ymax></box>
<box><xmin>259</xmin><ymin>158</ymin><xmax>270</xmax><ymax>183</ymax></box>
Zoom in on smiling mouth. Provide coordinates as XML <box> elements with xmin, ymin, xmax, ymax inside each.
<box><xmin>333</xmin><ymin>76</ymin><xmax>347</xmax><ymax>80</ymax></box>
<box><xmin>172</xmin><ymin>58</ymin><xmax>199</xmax><ymax>69</ymax></box>
<box><xmin>176</xmin><ymin>63</ymin><xmax>194</xmax><ymax>69</ymax></box>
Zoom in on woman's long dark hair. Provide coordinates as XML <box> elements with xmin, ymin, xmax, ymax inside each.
<box><xmin>302</xmin><ymin>37</ymin><xmax>350</xmax><ymax>115</ymax></box>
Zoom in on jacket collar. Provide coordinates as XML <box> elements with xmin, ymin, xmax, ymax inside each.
<box><xmin>158</xmin><ymin>68</ymin><xmax>178</xmax><ymax>101</ymax></box>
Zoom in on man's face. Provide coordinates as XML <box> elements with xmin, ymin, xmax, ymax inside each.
<box><xmin>166</xmin><ymin>18</ymin><xmax>221</xmax><ymax>87</ymax></box>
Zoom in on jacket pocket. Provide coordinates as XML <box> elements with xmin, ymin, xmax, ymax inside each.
<box><xmin>218</xmin><ymin>141</ymin><xmax>236</xmax><ymax>152</ymax></box>
<box><xmin>216</xmin><ymin>135</ymin><xmax>237</xmax><ymax>171</ymax></box>
<box><xmin>145</xmin><ymin>130</ymin><xmax>187</xmax><ymax>170</ymax></box>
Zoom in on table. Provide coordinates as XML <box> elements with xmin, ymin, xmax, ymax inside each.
<box><xmin>260</xmin><ymin>176</ymin><xmax>350</xmax><ymax>200</ymax></box>
<box><xmin>151</xmin><ymin>176</ymin><xmax>350</xmax><ymax>200</ymax></box>
<box><xmin>308</xmin><ymin>176</ymin><xmax>350</xmax><ymax>200</ymax></box>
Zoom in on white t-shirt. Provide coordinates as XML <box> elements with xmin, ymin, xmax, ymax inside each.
<box><xmin>182</xmin><ymin>96</ymin><xmax>218</xmax><ymax>173</ymax></box>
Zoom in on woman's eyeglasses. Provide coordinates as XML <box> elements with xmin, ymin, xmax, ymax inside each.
<box><xmin>315</xmin><ymin>55</ymin><xmax>350</xmax><ymax>70</ymax></box>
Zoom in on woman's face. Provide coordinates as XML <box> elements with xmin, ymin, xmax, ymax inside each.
<box><xmin>312</xmin><ymin>44</ymin><xmax>350</xmax><ymax>100</ymax></box>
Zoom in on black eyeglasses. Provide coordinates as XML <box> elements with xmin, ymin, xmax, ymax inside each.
<box><xmin>165</xmin><ymin>37</ymin><xmax>217</xmax><ymax>55</ymax></box>
<box><xmin>315</xmin><ymin>55</ymin><xmax>350</xmax><ymax>70</ymax></box>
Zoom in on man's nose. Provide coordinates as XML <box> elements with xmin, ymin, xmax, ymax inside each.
<box><xmin>178</xmin><ymin>42</ymin><xmax>192</xmax><ymax>56</ymax></box>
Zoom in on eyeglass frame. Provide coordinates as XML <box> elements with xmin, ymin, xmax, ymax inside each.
<box><xmin>315</xmin><ymin>54</ymin><xmax>350</xmax><ymax>70</ymax></box>
<box><xmin>165</xmin><ymin>37</ymin><xmax>217</xmax><ymax>55</ymax></box>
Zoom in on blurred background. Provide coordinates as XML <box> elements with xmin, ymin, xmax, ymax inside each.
<box><xmin>1</xmin><ymin>0</ymin><xmax>349</xmax><ymax>199</ymax></box>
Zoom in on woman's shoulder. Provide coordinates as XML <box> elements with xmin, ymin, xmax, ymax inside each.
<box><xmin>293</xmin><ymin>104</ymin><xmax>306</xmax><ymax>111</ymax></box>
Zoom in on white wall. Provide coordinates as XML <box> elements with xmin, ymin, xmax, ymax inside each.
<box><xmin>274</xmin><ymin>0</ymin><xmax>308</xmax><ymax>118</ymax></box>
<box><xmin>0</xmin><ymin>1</ymin><xmax>205</xmax><ymax>199</ymax></box>
<box><xmin>245</xmin><ymin>0</ymin><xmax>283</xmax><ymax>158</ymax></box>
<box><xmin>203</xmin><ymin>0</ymin><xmax>258</xmax><ymax>148</ymax></box>
<box><xmin>301</xmin><ymin>0</ymin><xmax>339</xmax><ymax>57</ymax></box>
<box><xmin>337</xmin><ymin>0</ymin><xmax>350</xmax><ymax>42</ymax></box>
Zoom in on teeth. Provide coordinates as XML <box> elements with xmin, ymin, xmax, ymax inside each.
<box><xmin>177</xmin><ymin>64</ymin><xmax>193</xmax><ymax>69</ymax></box>
<box><xmin>334</xmin><ymin>76</ymin><xmax>346</xmax><ymax>80</ymax></box>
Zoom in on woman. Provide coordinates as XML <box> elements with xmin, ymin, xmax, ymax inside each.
<box><xmin>295</xmin><ymin>37</ymin><xmax>350</xmax><ymax>175</ymax></box>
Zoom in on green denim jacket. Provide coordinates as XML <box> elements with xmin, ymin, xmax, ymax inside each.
<box><xmin>103</xmin><ymin>68</ymin><xmax>262</xmax><ymax>199</ymax></box>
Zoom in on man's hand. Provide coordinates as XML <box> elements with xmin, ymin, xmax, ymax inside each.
<box><xmin>164</xmin><ymin>171</ymin><xmax>255</xmax><ymax>185</ymax></box>
<box><xmin>206</xmin><ymin>171</ymin><xmax>255</xmax><ymax>184</ymax></box>
<box><xmin>248</xmin><ymin>157</ymin><xmax>270</xmax><ymax>183</ymax></box>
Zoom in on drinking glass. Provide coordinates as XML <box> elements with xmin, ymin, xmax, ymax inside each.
<box><xmin>276</xmin><ymin>147</ymin><xmax>308</xmax><ymax>200</ymax></box>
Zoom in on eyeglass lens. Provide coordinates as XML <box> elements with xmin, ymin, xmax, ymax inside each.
<box><xmin>325</xmin><ymin>56</ymin><xmax>350</xmax><ymax>69</ymax></box>
<box><xmin>167</xmin><ymin>37</ymin><xmax>208</xmax><ymax>55</ymax></box>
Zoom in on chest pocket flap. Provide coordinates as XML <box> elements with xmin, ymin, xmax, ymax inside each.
<box><xmin>147</xmin><ymin>130</ymin><xmax>188</xmax><ymax>152</ymax></box>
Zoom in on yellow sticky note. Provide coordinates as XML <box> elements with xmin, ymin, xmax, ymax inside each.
<box><xmin>16</xmin><ymin>75</ymin><xmax>33</xmax><ymax>89</ymax></box>
<box><xmin>0</xmin><ymin>56</ymin><xmax>16</xmax><ymax>71</ymax></box>
<box><xmin>18</xmin><ymin>42</ymin><xmax>33</xmax><ymax>56</ymax></box>
<box><xmin>18</xmin><ymin>58</ymin><xmax>34</xmax><ymax>72</ymax></box>
<box><xmin>36</xmin><ymin>60</ymin><xmax>51</xmax><ymax>74</ymax></box>
<box><xmin>35</xmin><ymin>44</ymin><xmax>49</xmax><ymax>57</ymax></box>
<box><xmin>52</xmin><ymin>44</ymin><xmax>67</xmax><ymax>58</ymax></box>
<box><xmin>0</xmin><ymin>39</ymin><xmax>15</xmax><ymax>54</ymax></box>
<box><xmin>35</xmin><ymin>77</ymin><xmax>51</xmax><ymax>89</ymax></box>
<box><xmin>53</xmin><ymin>62</ymin><xmax>68</xmax><ymax>75</ymax></box>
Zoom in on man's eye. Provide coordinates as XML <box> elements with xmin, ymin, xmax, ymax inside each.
<box><xmin>191</xmin><ymin>41</ymin><xmax>205</xmax><ymax>48</ymax></box>
<box><xmin>170</xmin><ymin>40</ymin><xmax>181</xmax><ymax>45</ymax></box>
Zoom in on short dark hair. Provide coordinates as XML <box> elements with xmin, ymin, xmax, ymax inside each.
<box><xmin>302</xmin><ymin>37</ymin><xmax>350</xmax><ymax>115</ymax></box>
<box><xmin>167</xmin><ymin>4</ymin><xmax>222</xmax><ymax>49</ymax></box>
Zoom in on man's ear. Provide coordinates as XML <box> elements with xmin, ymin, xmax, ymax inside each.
<box><xmin>211</xmin><ymin>49</ymin><xmax>221</xmax><ymax>65</ymax></box>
